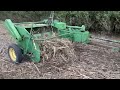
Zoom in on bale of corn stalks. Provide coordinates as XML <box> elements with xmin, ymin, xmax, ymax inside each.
<box><xmin>39</xmin><ymin>37</ymin><xmax>78</xmax><ymax>66</ymax></box>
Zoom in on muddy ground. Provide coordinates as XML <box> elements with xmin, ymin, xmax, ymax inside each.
<box><xmin>1</xmin><ymin>24</ymin><xmax>120</xmax><ymax>79</ymax></box>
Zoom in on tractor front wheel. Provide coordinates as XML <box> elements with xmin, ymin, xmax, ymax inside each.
<box><xmin>8</xmin><ymin>44</ymin><xmax>22</xmax><ymax>64</ymax></box>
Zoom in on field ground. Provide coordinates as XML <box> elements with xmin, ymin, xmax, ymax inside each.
<box><xmin>1</xmin><ymin>24</ymin><xmax>120</xmax><ymax>79</ymax></box>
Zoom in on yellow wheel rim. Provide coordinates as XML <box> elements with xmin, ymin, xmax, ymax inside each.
<box><xmin>9</xmin><ymin>48</ymin><xmax>16</xmax><ymax>62</ymax></box>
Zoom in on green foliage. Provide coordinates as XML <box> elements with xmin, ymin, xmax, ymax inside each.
<box><xmin>1</xmin><ymin>11</ymin><xmax>120</xmax><ymax>35</ymax></box>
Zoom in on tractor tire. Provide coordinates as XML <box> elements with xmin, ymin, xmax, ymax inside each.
<box><xmin>8</xmin><ymin>44</ymin><xmax>22</xmax><ymax>64</ymax></box>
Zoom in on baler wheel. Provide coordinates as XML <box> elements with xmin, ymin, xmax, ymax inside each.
<box><xmin>8</xmin><ymin>44</ymin><xmax>22</xmax><ymax>64</ymax></box>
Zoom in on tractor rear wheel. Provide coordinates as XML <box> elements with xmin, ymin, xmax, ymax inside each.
<box><xmin>8</xmin><ymin>44</ymin><xmax>22</xmax><ymax>64</ymax></box>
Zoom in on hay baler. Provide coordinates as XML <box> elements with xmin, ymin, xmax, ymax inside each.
<box><xmin>4</xmin><ymin>18</ymin><xmax>90</xmax><ymax>64</ymax></box>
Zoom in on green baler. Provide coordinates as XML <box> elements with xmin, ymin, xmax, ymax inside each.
<box><xmin>4</xmin><ymin>19</ymin><xmax>90</xmax><ymax>64</ymax></box>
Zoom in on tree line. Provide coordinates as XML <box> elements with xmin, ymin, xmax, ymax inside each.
<box><xmin>0</xmin><ymin>11</ymin><xmax>120</xmax><ymax>35</ymax></box>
